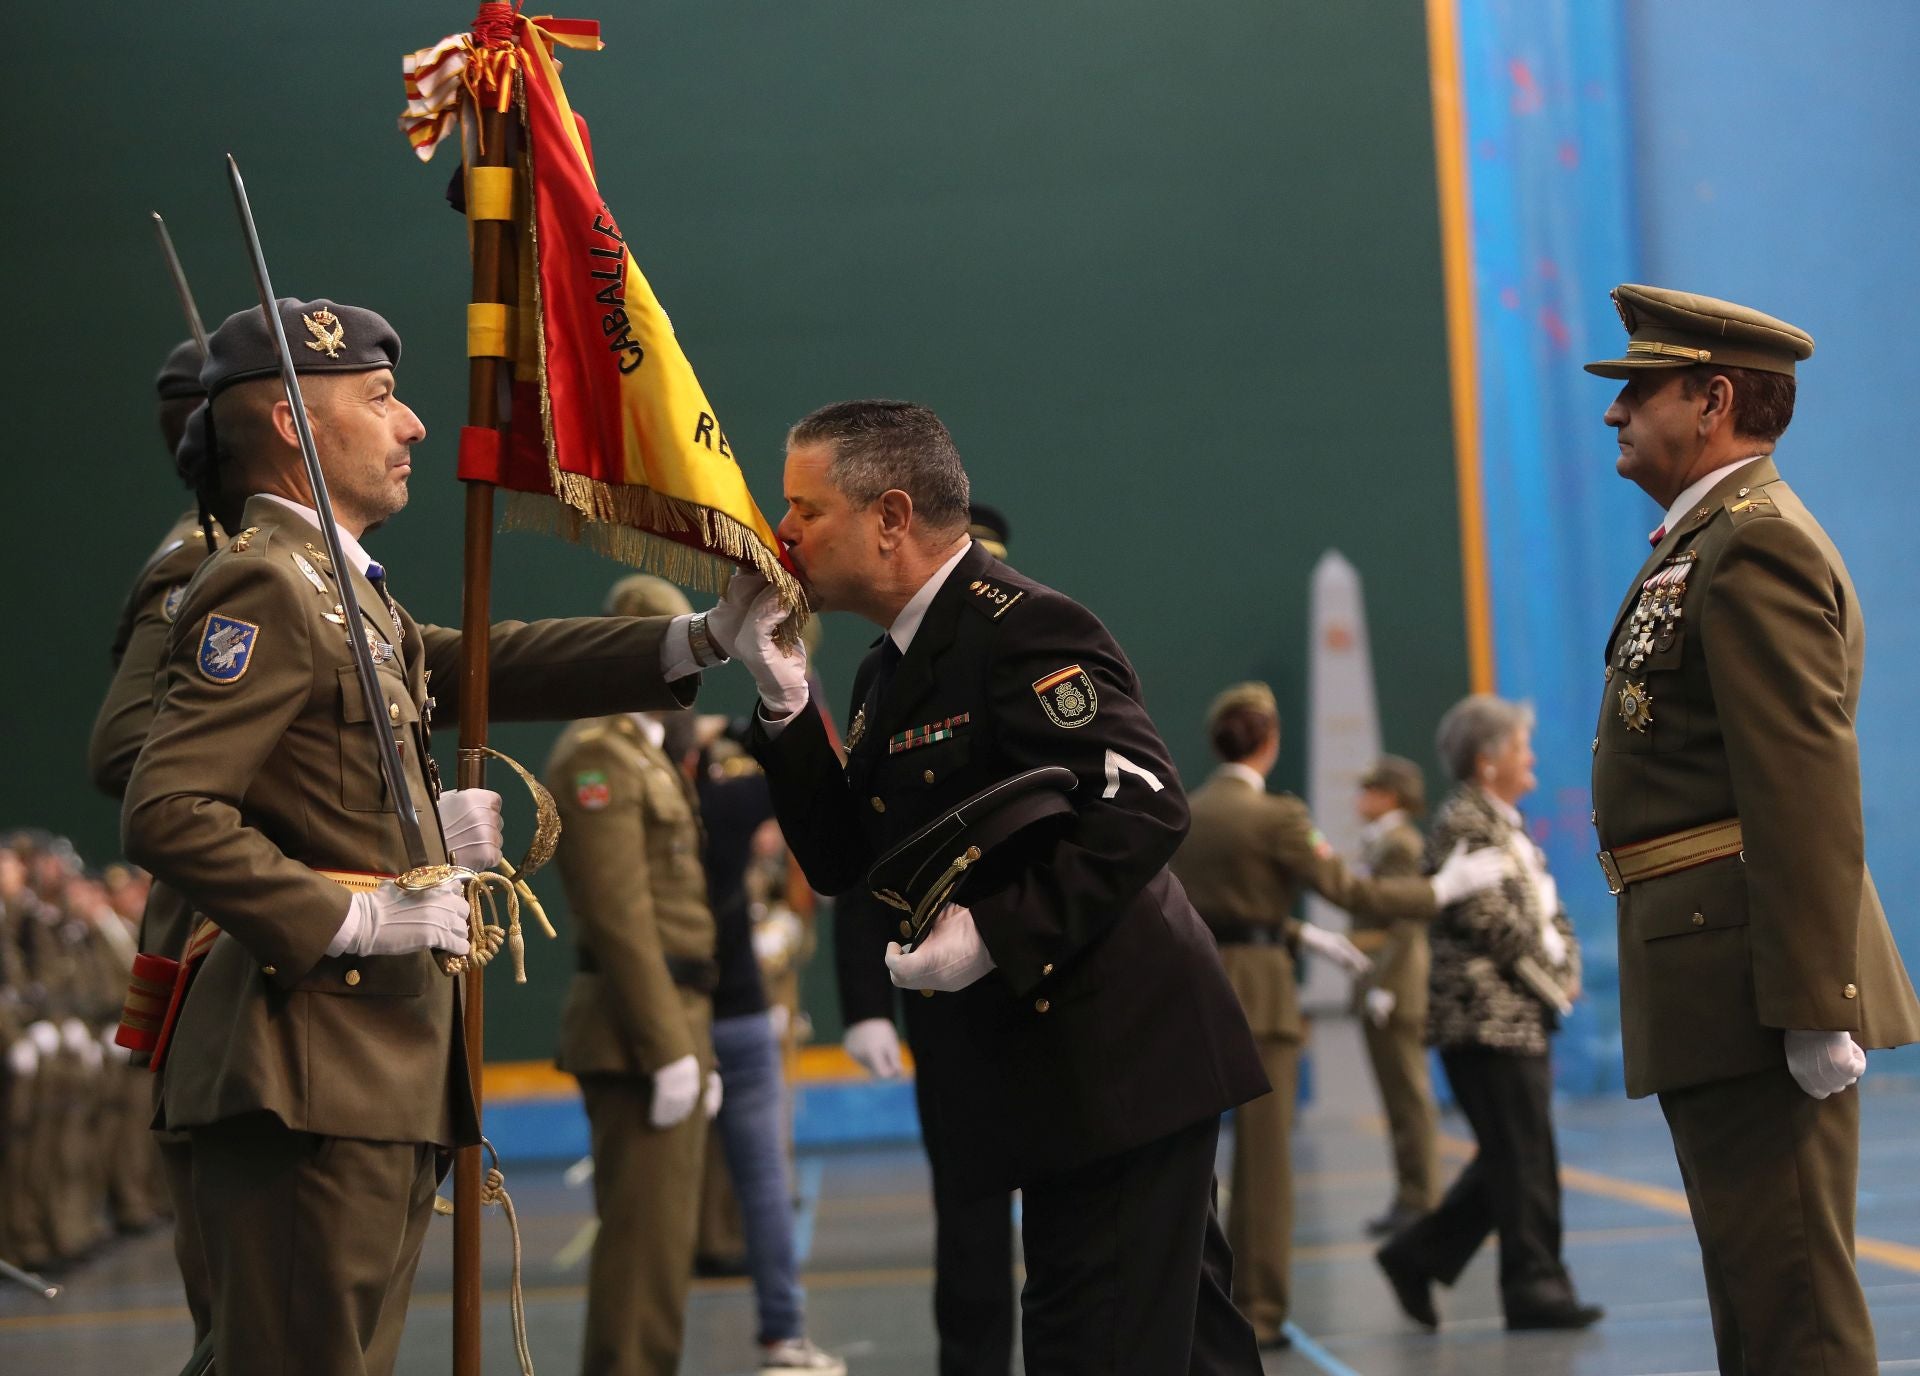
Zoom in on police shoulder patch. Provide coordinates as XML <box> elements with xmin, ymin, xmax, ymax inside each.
<box><xmin>198</xmin><ymin>614</ymin><xmax>260</xmax><ymax>683</ymax></box>
<box><xmin>574</xmin><ymin>769</ymin><xmax>612</xmax><ymax>811</ymax></box>
<box><xmin>1032</xmin><ymin>664</ymin><xmax>1098</xmax><ymax>729</ymax></box>
<box><xmin>160</xmin><ymin>583</ymin><xmax>187</xmax><ymax>623</ymax></box>
<box><xmin>965</xmin><ymin>578</ymin><xmax>1025</xmax><ymax>620</ymax></box>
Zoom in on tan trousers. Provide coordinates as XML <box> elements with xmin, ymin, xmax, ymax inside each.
<box><xmin>579</xmin><ymin>1076</ymin><xmax>710</xmax><ymax>1376</ymax></box>
<box><xmin>1661</xmin><ymin>1066</ymin><xmax>1876</xmax><ymax>1376</ymax></box>
<box><xmin>1227</xmin><ymin>1035</ymin><xmax>1299</xmax><ymax>1341</ymax></box>
<box><xmin>191</xmin><ymin>1117</ymin><xmax>439</xmax><ymax>1376</ymax></box>
<box><xmin>1361</xmin><ymin>1015</ymin><xmax>1438</xmax><ymax>1212</ymax></box>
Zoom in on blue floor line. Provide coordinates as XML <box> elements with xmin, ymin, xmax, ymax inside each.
<box><xmin>791</xmin><ymin>1156</ymin><xmax>826</xmax><ymax>1265</ymax></box>
<box><xmin>1281</xmin><ymin>1322</ymin><xmax>1362</xmax><ymax>1376</ymax></box>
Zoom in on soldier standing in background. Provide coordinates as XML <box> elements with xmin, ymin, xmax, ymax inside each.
<box><xmin>1171</xmin><ymin>685</ymin><xmax>1507</xmax><ymax>1350</ymax></box>
<box><xmin>1351</xmin><ymin>756</ymin><xmax>1440</xmax><ymax>1237</ymax></box>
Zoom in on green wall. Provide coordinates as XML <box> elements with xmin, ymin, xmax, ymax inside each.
<box><xmin>3</xmin><ymin>2</ymin><xmax>1466</xmax><ymax>1059</ymax></box>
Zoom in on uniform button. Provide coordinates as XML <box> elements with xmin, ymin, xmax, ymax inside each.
<box><xmin>345</xmin><ymin>969</ymin><xmax>362</xmax><ymax>987</ymax></box>
<box><xmin>899</xmin><ymin>921</ymin><xmax>912</xmax><ymax>939</ymax></box>
<box><xmin>388</xmin><ymin>701</ymin><xmax>401</xmax><ymax>723</ymax></box>
<box><xmin>1691</xmin><ymin>912</ymin><xmax>1705</xmax><ymax>927</ymax></box>
<box><xmin>920</xmin><ymin>989</ymin><xmax>935</xmax><ymax>999</ymax></box>
<box><xmin>1034</xmin><ymin>998</ymin><xmax>1051</xmax><ymax>1013</ymax></box>
<box><xmin>261</xmin><ymin>965</ymin><xmax>277</xmax><ymax>977</ymax></box>
<box><xmin>870</xmin><ymin>796</ymin><xmax>886</xmax><ymax>813</ymax></box>
<box><xmin>1042</xmin><ymin>963</ymin><xmax>1054</xmax><ymax>977</ymax></box>
<box><xmin>1737</xmin><ymin>487</ymin><xmax>1750</xmax><ymax>498</ymax></box>
<box><xmin>923</xmin><ymin>769</ymin><xmax>936</xmax><ymax>784</ymax></box>
<box><xmin>1844</xmin><ymin>983</ymin><xmax>1858</xmax><ymax>999</ymax></box>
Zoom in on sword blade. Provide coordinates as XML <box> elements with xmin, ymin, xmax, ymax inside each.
<box><xmin>149</xmin><ymin>212</ymin><xmax>209</xmax><ymax>356</ymax></box>
<box><xmin>0</xmin><ymin>1254</ymin><xmax>59</xmax><ymax>1299</ymax></box>
<box><xmin>223</xmin><ymin>154</ymin><xmax>431</xmax><ymax>874</ymax></box>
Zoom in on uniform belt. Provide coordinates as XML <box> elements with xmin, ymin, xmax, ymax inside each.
<box><xmin>576</xmin><ymin>948</ymin><xmax>720</xmax><ymax>994</ymax></box>
<box><xmin>1212</xmin><ymin>921</ymin><xmax>1287</xmax><ymax>948</ymax></box>
<box><xmin>1596</xmin><ymin>818</ymin><xmax>1743</xmax><ymax>895</ymax></box>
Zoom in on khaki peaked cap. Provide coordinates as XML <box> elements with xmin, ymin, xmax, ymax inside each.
<box><xmin>1586</xmin><ymin>283</ymin><xmax>1813</xmax><ymax>379</ymax></box>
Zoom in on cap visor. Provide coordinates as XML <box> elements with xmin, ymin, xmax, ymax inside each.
<box><xmin>1584</xmin><ymin>357</ymin><xmax>1694</xmax><ymax>379</ymax></box>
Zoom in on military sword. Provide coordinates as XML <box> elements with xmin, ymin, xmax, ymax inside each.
<box><xmin>223</xmin><ymin>155</ymin><xmax>464</xmax><ymax>923</ymax></box>
<box><xmin>150</xmin><ymin>212</ymin><xmax>209</xmax><ymax>356</ymax></box>
<box><xmin>0</xmin><ymin>1255</ymin><xmax>58</xmax><ymax>1300</ymax></box>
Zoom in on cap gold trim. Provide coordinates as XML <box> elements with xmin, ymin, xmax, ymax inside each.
<box><xmin>1627</xmin><ymin>340</ymin><xmax>1711</xmax><ymax>363</ymax></box>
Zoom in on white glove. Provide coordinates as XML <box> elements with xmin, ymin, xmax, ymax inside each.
<box><xmin>27</xmin><ymin>1020</ymin><xmax>59</xmax><ymax>1058</ymax></box>
<box><xmin>767</xmin><ymin>1001</ymin><xmax>791</xmax><ymax>1042</ymax></box>
<box><xmin>1430</xmin><ymin>841</ymin><xmax>1512</xmax><ymax>907</ymax></box>
<box><xmin>1298</xmin><ymin>923</ymin><xmax>1372</xmax><ymax>975</ymax></box>
<box><xmin>1537</xmin><ymin>920</ymin><xmax>1569</xmax><ymax>968</ymax></box>
<box><xmin>703</xmin><ymin>572</ymin><xmax>765</xmax><ymax>659</ymax></box>
<box><xmin>436</xmin><ymin>788</ymin><xmax>504</xmax><ymax>870</ymax></box>
<box><xmin>7</xmin><ymin>1039</ymin><xmax>38</xmax><ymax>1077</ymax></box>
<box><xmin>327</xmin><ymin>879</ymin><xmax>473</xmax><ymax>958</ymax></box>
<box><xmin>844</xmin><ymin>1017</ymin><xmax>905</xmax><ymax>1079</ymax></box>
<box><xmin>650</xmin><ymin>1053</ymin><xmax>702</xmax><ymax>1128</ymax></box>
<box><xmin>753</xmin><ymin>910</ymin><xmax>805</xmax><ymax>968</ymax></box>
<box><xmin>734</xmin><ymin>584</ymin><xmax>810</xmax><ymax>718</ymax></box>
<box><xmin>1365</xmin><ymin>987</ymin><xmax>1398</xmax><ymax>1026</ymax></box>
<box><xmin>61</xmin><ymin>1017</ymin><xmax>92</xmax><ymax>1056</ymax></box>
<box><xmin>703</xmin><ymin>1070</ymin><xmax>724</xmax><ymax>1120</ymax></box>
<box><xmin>886</xmin><ymin>904</ymin><xmax>996</xmax><ymax>993</ymax></box>
<box><xmin>1785</xmin><ymin>1029</ymin><xmax>1866</xmax><ymax>1100</ymax></box>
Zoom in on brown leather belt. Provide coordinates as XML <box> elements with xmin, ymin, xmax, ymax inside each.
<box><xmin>1596</xmin><ymin>819</ymin><xmax>1743</xmax><ymax>895</ymax></box>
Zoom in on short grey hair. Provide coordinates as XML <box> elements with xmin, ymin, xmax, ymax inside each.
<box><xmin>787</xmin><ymin>400</ymin><xmax>971</xmax><ymax>534</ymax></box>
<box><xmin>1435</xmin><ymin>693</ymin><xmax>1535</xmax><ymax>782</ymax></box>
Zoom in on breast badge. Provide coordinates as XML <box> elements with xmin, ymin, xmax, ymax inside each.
<box><xmin>291</xmin><ymin>551</ymin><xmax>330</xmax><ymax>595</ymax></box>
<box><xmin>161</xmin><ymin>583</ymin><xmax>186</xmax><ymax>623</ymax></box>
<box><xmin>847</xmin><ymin>706</ymin><xmax>867</xmax><ymax>750</ymax></box>
<box><xmin>198</xmin><ymin>614</ymin><xmax>260</xmax><ymax>683</ymax></box>
<box><xmin>1617</xmin><ymin>679</ymin><xmax>1653</xmax><ymax>732</ymax></box>
<box><xmin>1033</xmin><ymin>665</ymin><xmax>1098</xmax><ymax>729</ymax></box>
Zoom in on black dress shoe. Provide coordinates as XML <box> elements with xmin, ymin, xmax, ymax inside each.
<box><xmin>1255</xmin><ymin>1328</ymin><xmax>1293</xmax><ymax>1351</ymax></box>
<box><xmin>1506</xmin><ymin>1300</ymin><xmax>1605</xmax><ymax>1331</ymax></box>
<box><xmin>1374</xmin><ymin>1245</ymin><xmax>1439</xmax><ymax>1329</ymax></box>
<box><xmin>1365</xmin><ymin>1203</ymin><xmax>1429</xmax><ymax>1238</ymax></box>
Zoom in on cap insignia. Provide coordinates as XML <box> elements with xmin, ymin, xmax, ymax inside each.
<box><xmin>303</xmin><ymin>308</ymin><xmax>345</xmax><ymax>359</ymax></box>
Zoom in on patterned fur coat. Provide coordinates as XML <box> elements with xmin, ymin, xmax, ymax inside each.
<box><xmin>1424</xmin><ymin>784</ymin><xmax>1580</xmax><ymax>1056</ymax></box>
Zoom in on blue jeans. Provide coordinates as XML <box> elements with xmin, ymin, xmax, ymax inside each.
<box><xmin>712</xmin><ymin>1011</ymin><xmax>804</xmax><ymax>1344</ymax></box>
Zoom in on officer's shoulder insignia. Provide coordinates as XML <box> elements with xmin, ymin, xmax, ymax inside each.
<box><xmin>1728</xmin><ymin>488</ymin><xmax>1779</xmax><ymax>521</ymax></box>
<box><xmin>965</xmin><ymin>578</ymin><xmax>1025</xmax><ymax>620</ymax></box>
<box><xmin>574</xmin><ymin>768</ymin><xmax>612</xmax><ymax>811</ymax></box>
<box><xmin>198</xmin><ymin>613</ymin><xmax>260</xmax><ymax>683</ymax></box>
<box><xmin>714</xmin><ymin>754</ymin><xmax>763</xmax><ymax>780</ymax></box>
<box><xmin>160</xmin><ymin>583</ymin><xmax>187</xmax><ymax>623</ymax></box>
<box><xmin>225</xmin><ymin>526</ymin><xmax>265</xmax><ymax>556</ymax></box>
<box><xmin>1032</xmin><ymin>664</ymin><xmax>1098</xmax><ymax>729</ymax></box>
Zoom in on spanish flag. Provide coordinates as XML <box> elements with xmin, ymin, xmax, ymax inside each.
<box><xmin>402</xmin><ymin>7</ymin><xmax>801</xmax><ymax>611</ymax></box>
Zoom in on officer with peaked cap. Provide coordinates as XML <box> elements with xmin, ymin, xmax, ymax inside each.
<box><xmin>1588</xmin><ymin>283</ymin><xmax>1920</xmax><ymax>1375</ymax></box>
<box><xmin>120</xmin><ymin>298</ymin><xmax>739</xmax><ymax>1376</ymax></box>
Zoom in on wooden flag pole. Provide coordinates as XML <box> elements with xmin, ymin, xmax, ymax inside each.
<box><xmin>455</xmin><ymin>6</ymin><xmax>521</xmax><ymax>1371</ymax></box>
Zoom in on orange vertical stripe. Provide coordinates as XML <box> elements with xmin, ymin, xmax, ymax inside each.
<box><xmin>1425</xmin><ymin>0</ymin><xmax>1496</xmax><ymax>695</ymax></box>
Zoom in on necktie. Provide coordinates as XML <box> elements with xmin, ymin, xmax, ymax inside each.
<box><xmin>869</xmin><ymin>637</ymin><xmax>904</xmax><ymax>713</ymax></box>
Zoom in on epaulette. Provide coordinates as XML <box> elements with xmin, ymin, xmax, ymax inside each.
<box><xmin>219</xmin><ymin>525</ymin><xmax>269</xmax><ymax>557</ymax></box>
<box><xmin>964</xmin><ymin>576</ymin><xmax>1025</xmax><ymax>621</ymax></box>
<box><xmin>1726</xmin><ymin>485</ymin><xmax>1781</xmax><ymax>524</ymax></box>
<box><xmin>713</xmin><ymin>754</ymin><xmax>763</xmax><ymax>780</ymax></box>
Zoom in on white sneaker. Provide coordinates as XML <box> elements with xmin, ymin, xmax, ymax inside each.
<box><xmin>759</xmin><ymin>1337</ymin><xmax>847</xmax><ymax>1374</ymax></box>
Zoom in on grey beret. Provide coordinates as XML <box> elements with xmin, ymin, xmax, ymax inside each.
<box><xmin>201</xmin><ymin>297</ymin><xmax>401</xmax><ymax>397</ymax></box>
<box><xmin>155</xmin><ymin>338</ymin><xmax>207</xmax><ymax>400</ymax></box>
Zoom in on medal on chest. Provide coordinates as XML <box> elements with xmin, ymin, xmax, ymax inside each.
<box><xmin>847</xmin><ymin>706</ymin><xmax>867</xmax><ymax>751</ymax></box>
<box><xmin>1612</xmin><ymin>552</ymin><xmax>1694</xmax><ymax>731</ymax></box>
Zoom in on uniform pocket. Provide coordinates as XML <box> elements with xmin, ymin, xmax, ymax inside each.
<box><xmin>1633</xmin><ymin>855</ymin><xmax>1749</xmax><ymax>941</ymax></box>
<box><xmin>337</xmin><ymin>664</ymin><xmax>421</xmax><ymax>812</ymax></box>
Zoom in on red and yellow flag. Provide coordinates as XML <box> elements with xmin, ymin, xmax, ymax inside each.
<box><xmin>402</xmin><ymin>8</ymin><xmax>801</xmax><ymax>610</ymax></box>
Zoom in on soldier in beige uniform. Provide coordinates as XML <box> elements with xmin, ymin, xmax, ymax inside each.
<box><xmin>122</xmin><ymin>298</ymin><xmax>727</xmax><ymax>1376</ymax></box>
<box><xmin>1169</xmin><ymin>684</ymin><xmax>1507</xmax><ymax>1349</ymax></box>
<box><xmin>549</xmin><ymin>575</ymin><xmax>720</xmax><ymax>1376</ymax></box>
<box><xmin>1588</xmin><ymin>284</ymin><xmax>1920</xmax><ymax>1375</ymax></box>
<box><xmin>1351</xmin><ymin>755</ymin><xmax>1439</xmax><ymax>1237</ymax></box>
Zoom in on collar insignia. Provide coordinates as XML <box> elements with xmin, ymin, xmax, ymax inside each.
<box><xmin>303</xmin><ymin>308</ymin><xmax>345</xmax><ymax>358</ymax></box>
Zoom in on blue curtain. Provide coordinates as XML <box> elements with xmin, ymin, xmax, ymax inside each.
<box><xmin>1457</xmin><ymin>0</ymin><xmax>1645</xmax><ymax>1092</ymax></box>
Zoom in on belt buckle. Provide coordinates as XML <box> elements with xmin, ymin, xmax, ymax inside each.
<box><xmin>1596</xmin><ymin>850</ymin><xmax>1624</xmax><ymax>896</ymax></box>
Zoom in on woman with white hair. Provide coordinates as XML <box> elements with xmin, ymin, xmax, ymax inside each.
<box><xmin>1375</xmin><ymin>694</ymin><xmax>1604</xmax><ymax>1334</ymax></box>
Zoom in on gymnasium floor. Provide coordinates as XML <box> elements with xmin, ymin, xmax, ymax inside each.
<box><xmin>7</xmin><ymin>1022</ymin><xmax>1920</xmax><ymax>1375</ymax></box>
